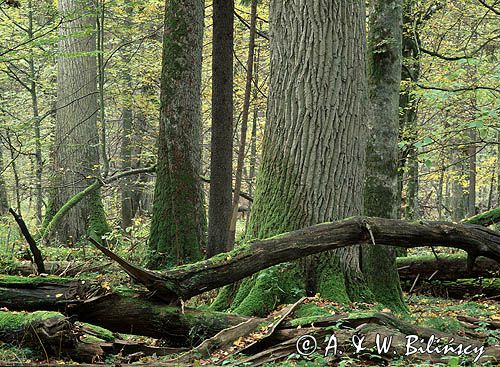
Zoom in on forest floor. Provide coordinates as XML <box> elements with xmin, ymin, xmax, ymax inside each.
<box><xmin>0</xmin><ymin>228</ymin><xmax>498</xmax><ymax>366</ymax></box>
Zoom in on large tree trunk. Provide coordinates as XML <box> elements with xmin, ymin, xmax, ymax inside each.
<box><xmin>207</xmin><ymin>0</ymin><xmax>234</xmax><ymax>257</ymax></box>
<box><xmin>92</xmin><ymin>217</ymin><xmax>500</xmax><ymax>305</ymax></box>
<box><xmin>363</xmin><ymin>0</ymin><xmax>405</xmax><ymax>311</ymax></box>
<box><xmin>226</xmin><ymin>0</ymin><xmax>373</xmax><ymax>316</ymax></box>
<box><xmin>147</xmin><ymin>0</ymin><xmax>205</xmax><ymax>268</ymax></box>
<box><xmin>45</xmin><ymin>0</ymin><xmax>108</xmax><ymax>243</ymax></box>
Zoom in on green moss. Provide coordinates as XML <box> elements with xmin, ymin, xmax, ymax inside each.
<box><xmin>420</xmin><ymin>317</ymin><xmax>461</xmax><ymax>333</ymax></box>
<box><xmin>210</xmin><ymin>284</ymin><xmax>236</xmax><ymax>312</ymax></box>
<box><xmin>316</xmin><ymin>269</ymin><xmax>350</xmax><ymax>304</ymax></box>
<box><xmin>82</xmin><ymin>323</ymin><xmax>114</xmax><ymax>342</ymax></box>
<box><xmin>0</xmin><ymin>275</ymin><xmax>73</xmax><ymax>286</ymax></box>
<box><xmin>0</xmin><ymin>311</ymin><xmax>62</xmax><ymax>331</ymax></box>
<box><xmin>232</xmin><ymin>264</ymin><xmax>305</xmax><ymax>317</ymax></box>
<box><xmin>294</xmin><ymin>303</ymin><xmax>330</xmax><ymax>319</ymax></box>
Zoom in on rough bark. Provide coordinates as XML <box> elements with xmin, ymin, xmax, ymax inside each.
<box><xmin>147</xmin><ymin>0</ymin><xmax>205</xmax><ymax>269</ymax></box>
<box><xmin>207</xmin><ymin>0</ymin><xmax>234</xmax><ymax>257</ymax></box>
<box><xmin>225</xmin><ymin>0</ymin><xmax>373</xmax><ymax>316</ymax></box>
<box><xmin>397</xmin><ymin>255</ymin><xmax>499</xmax><ymax>281</ymax></box>
<box><xmin>363</xmin><ymin>0</ymin><xmax>405</xmax><ymax>311</ymax></box>
<box><xmin>45</xmin><ymin>0</ymin><xmax>108</xmax><ymax>243</ymax></box>
<box><xmin>91</xmin><ymin>217</ymin><xmax>500</xmax><ymax>304</ymax></box>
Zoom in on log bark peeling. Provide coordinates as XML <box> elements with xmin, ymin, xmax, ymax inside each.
<box><xmin>90</xmin><ymin>216</ymin><xmax>500</xmax><ymax>303</ymax></box>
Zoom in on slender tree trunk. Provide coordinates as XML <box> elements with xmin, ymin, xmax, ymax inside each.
<box><xmin>207</xmin><ymin>0</ymin><xmax>234</xmax><ymax>257</ymax></box>
<box><xmin>6</xmin><ymin>130</ymin><xmax>21</xmax><ymax>214</ymax></box>
<box><xmin>228</xmin><ymin>0</ymin><xmax>257</xmax><ymax>247</ymax></box>
<box><xmin>120</xmin><ymin>107</ymin><xmax>134</xmax><ymax>229</ymax></box>
<box><xmin>27</xmin><ymin>0</ymin><xmax>43</xmax><ymax>224</ymax></box>
<box><xmin>0</xmin><ymin>144</ymin><xmax>9</xmax><ymax>215</ymax></box>
<box><xmin>497</xmin><ymin>132</ymin><xmax>500</xmax><ymax>207</ymax></box>
<box><xmin>451</xmin><ymin>159</ymin><xmax>467</xmax><ymax>221</ymax></box>
<box><xmin>45</xmin><ymin>0</ymin><xmax>108</xmax><ymax>243</ymax></box>
<box><xmin>363</xmin><ymin>0</ymin><xmax>406</xmax><ymax>312</ymax></box>
<box><xmin>245</xmin><ymin>45</ymin><xmax>260</xmax><ymax>232</ymax></box>
<box><xmin>147</xmin><ymin>0</ymin><xmax>205</xmax><ymax>268</ymax></box>
<box><xmin>487</xmin><ymin>169</ymin><xmax>494</xmax><ymax>210</ymax></box>
<box><xmin>467</xmin><ymin>128</ymin><xmax>477</xmax><ymax>217</ymax></box>
<box><xmin>96</xmin><ymin>0</ymin><xmax>109</xmax><ymax>178</ymax></box>
<box><xmin>400</xmin><ymin>2</ymin><xmax>420</xmax><ymax>221</ymax></box>
<box><xmin>229</xmin><ymin>0</ymin><xmax>374</xmax><ymax>316</ymax></box>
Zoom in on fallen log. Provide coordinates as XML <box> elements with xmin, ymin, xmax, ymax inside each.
<box><xmin>463</xmin><ymin>207</ymin><xmax>500</xmax><ymax>227</ymax></box>
<box><xmin>0</xmin><ymin>310</ymin><xmax>103</xmax><ymax>362</ymax></box>
<box><xmin>403</xmin><ymin>278</ymin><xmax>500</xmax><ymax>299</ymax></box>
<box><xmin>397</xmin><ymin>255</ymin><xmax>499</xmax><ymax>281</ymax></box>
<box><xmin>0</xmin><ymin>275</ymin><xmax>253</xmax><ymax>345</ymax></box>
<box><xmin>90</xmin><ymin>216</ymin><xmax>500</xmax><ymax>303</ymax></box>
<box><xmin>5</xmin><ymin>261</ymin><xmax>114</xmax><ymax>276</ymax></box>
<box><xmin>0</xmin><ymin>310</ymin><xmax>187</xmax><ymax>363</ymax></box>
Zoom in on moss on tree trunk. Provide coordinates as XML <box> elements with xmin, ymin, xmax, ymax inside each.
<box><xmin>219</xmin><ymin>0</ymin><xmax>377</xmax><ymax>316</ymax></box>
<box><xmin>363</xmin><ymin>0</ymin><xmax>406</xmax><ymax>312</ymax></box>
<box><xmin>147</xmin><ymin>0</ymin><xmax>205</xmax><ymax>268</ymax></box>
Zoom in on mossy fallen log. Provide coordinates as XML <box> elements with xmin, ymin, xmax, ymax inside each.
<box><xmin>0</xmin><ymin>310</ymin><xmax>102</xmax><ymax>362</ymax></box>
<box><xmin>397</xmin><ymin>254</ymin><xmax>499</xmax><ymax>281</ymax></box>
<box><xmin>0</xmin><ymin>275</ymin><xmax>253</xmax><ymax>345</ymax></box>
<box><xmin>90</xmin><ymin>216</ymin><xmax>500</xmax><ymax>304</ymax></box>
<box><xmin>463</xmin><ymin>207</ymin><xmax>500</xmax><ymax>227</ymax></box>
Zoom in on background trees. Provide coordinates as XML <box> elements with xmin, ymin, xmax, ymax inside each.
<box><xmin>0</xmin><ymin>0</ymin><xmax>496</xmax><ymax>295</ymax></box>
<box><xmin>44</xmin><ymin>0</ymin><xmax>108</xmax><ymax>243</ymax></box>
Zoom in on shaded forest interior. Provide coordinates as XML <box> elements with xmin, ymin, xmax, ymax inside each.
<box><xmin>0</xmin><ymin>0</ymin><xmax>499</xmax><ymax>366</ymax></box>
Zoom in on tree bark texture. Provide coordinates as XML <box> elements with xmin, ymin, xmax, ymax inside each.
<box><xmin>207</xmin><ymin>0</ymin><xmax>234</xmax><ymax>257</ymax></box>
<box><xmin>227</xmin><ymin>0</ymin><xmax>373</xmax><ymax>316</ymax></box>
<box><xmin>147</xmin><ymin>0</ymin><xmax>205</xmax><ymax>268</ymax></box>
<box><xmin>46</xmin><ymin>0</ymin><xmax>108</xmax><ymax>243</ymax></box>
<box><xmin>363</xmin><ymin>0</ymin><xmax>406</xmax><ymax>311</ymax></box>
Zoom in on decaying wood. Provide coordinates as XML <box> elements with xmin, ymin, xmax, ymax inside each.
<box><xmin>0</xmin><ymin>276</ymin><xmax>252</xmax><ymax>344</ymax></box>
<box><xmin>6</xmin><ymin>261</ymin><xmax>114</xmax><ymax>277</ymax></box>
<box><xmin>403</xmin><ymin>278</ymin><xmax>500</xmax><ymax>299</ymax></box>
<box><xmin>90</xmin><ymin>216</ymin><xmax>500</xmax><ymax>303</ymax></box>
<box><xmin>397</xmin><ymin>255</ymin><xmax>499</xmax><ymax>281</ymax></box>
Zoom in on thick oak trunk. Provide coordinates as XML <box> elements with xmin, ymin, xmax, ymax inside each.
<box><xmin>91</xmin><ymin>216</ymin><xmax>500</xmax><ymax>304</ymax></box>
